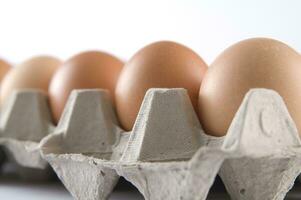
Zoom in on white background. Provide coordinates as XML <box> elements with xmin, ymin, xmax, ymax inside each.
<box><xmin>0</xmin><ymin>0</ymin><xmax>300</xmax><ymax>65</ymax></box>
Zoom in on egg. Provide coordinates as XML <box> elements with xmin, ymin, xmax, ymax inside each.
<box><xmin>49</xmin><ymin>51</ymin><xmax>124</xmax><ymax>123</ymax></box>
<box><xmin>115</xmin><ymin>41</ymin><xmax>208</xmax><ymax>131</ymax></box>
<box><xmin>0</xmin><ymin>56</ymin><xmax>61</xmax><ymax>106</ymax></box>
<box><xmin>0</xmin><ymin>58</ymin><xmax>11</xmax><ymax>83</ymax></box>
<box><xmin>198</xmin><ymin>38</ymin><xmax>301</xmax><ymax>137</ymax></box>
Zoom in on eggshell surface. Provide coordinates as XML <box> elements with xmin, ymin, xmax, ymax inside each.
<box><xmin>115</xmin><ymin>41</ymin><xmax>208</xmax><ymax>131</ymax></box>
<box><xmin>198</xmin><ymin>38</ymin><xmax>301</xmax><ymax>137</ymax></box>
<box><xmin>49</xmin><ymin>51</ymin><xmax>124</xmax><ymax>123</ymax></box>
<box><xmin>0</xmin><ymin>56</ymin><xmax>61</xmax><ymax>106</ymax></box>
<box><xmin>0</xmin><ymin>59</ymin><xmax>11</xmax><ymax>83</ymax></box>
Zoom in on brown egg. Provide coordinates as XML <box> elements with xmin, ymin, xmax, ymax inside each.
<box><xmin>115</xmin><ymin>41</ymin><xmax>208</xmax><ymax>131</ymax></box>
<box><xmin>49</xmin><ymin>51</ymin><xmax>124</xmax><ymax>123</ymax></box>
<box><xmin>0</xmin><ymin>58</ymin><xmax>11</xmax><ymax>83</ymax></box>
<box><xmin>198</xmin><ymin>38</ymin><xmax>301</xmax><ymax>137</ymax></box>
<box><xmin>0</xmin><ymin>56</ymin><xmax>61</xmax><ymax>106</ymax></box>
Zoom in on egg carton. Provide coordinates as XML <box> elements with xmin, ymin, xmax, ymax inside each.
<box><xmin>1</xmin><ymin>86</ymin><xmax>299</xmax><ymax>199</ymax></box>
<box><xmin>38</xmin><ymin>86</ymin><xmax>301</xmax><ymax>200</ymax></box>
<box><xmin>0</xmin><ymin>90</ymin><xmax>53</xmax><ymax>180</ymax></box>
<box><xmin>39</xmin><ymin>88</ymin><xmax>230</xmax><ymax>200</ymax></box>
<box><xmin>217</xmin><ymin>89</ymin><xmax>301</xmax><ymax>200</ymax></box>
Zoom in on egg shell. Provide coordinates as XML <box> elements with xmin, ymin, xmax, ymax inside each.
<box><xmin>0</xmin><ymin>56</ymin><xmax>61</xmax><ymax>106</ymax></box>
<box><xmin>49</xmin><ymin>51</ymin><xmax>124</xmax><ymax>124</ymax></box>
<box><xmin>198</xmin><ymin>38</ymin><xmax>301</xmax><ymax>137</ymax></box>
<box><xmin>115</xmin><ymin>41</ymin><xmax>208</xmax><ymax>131</ymax></box>
<box><xmin>0</xmin><ymin>58</ymin><xmax>11</xmax><ymax>83</ymax></box>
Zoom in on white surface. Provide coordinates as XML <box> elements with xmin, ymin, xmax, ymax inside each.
<box><xmin>0</xmin><ymin>181</ymin><xmax>72</xmax><ymax>200</ymax></box>
<box><xmin>0</xmin><ymin>0</ymin><xmax>300</xmax><ymax>64</ymax></box>
<box><xmin>0</xmin><ymin>179</ymin><xmax>143</xmax><ymax>200</ymax></box>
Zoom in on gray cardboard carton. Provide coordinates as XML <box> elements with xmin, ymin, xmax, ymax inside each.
<box><xmin>2</xmin><ymin>87</ymin><xmax>301</xmax><ymax>200</ymax></box>
<box><xmin>218</xmin><ymin>89</ymin><xmax>301</xmax><ymax>200</ymax></box>
<box><xmin>40</xmin><ymin>89</ymin><xmax>229</xmax><ymax>200</ymax></box>
<box><xmin>0</xmin><ymin>90</ymin><xmax>53</xmax><ymax>180</ymax></box>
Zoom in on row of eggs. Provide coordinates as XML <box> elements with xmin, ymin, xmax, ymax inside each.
<box><xmin>0</xmin><ymin>38</ymin><xmax>300</xmax><ymax>137</ymax></box>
